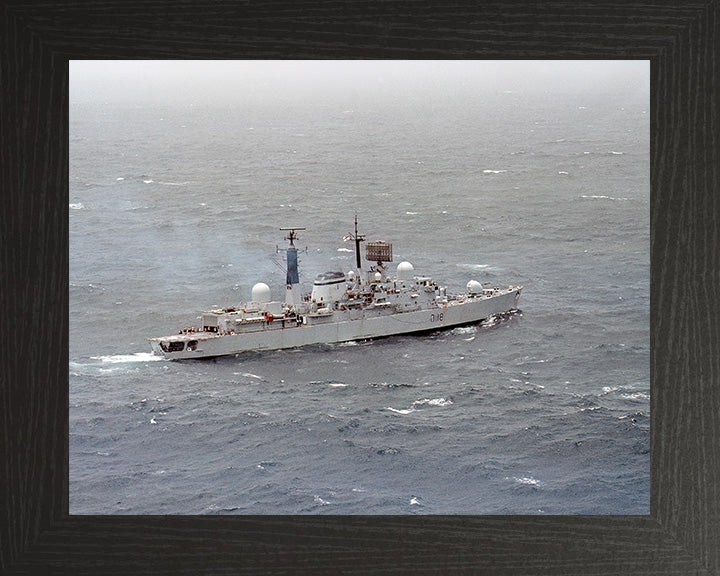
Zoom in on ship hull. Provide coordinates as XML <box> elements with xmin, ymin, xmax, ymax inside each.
<box><xmin>149</xmin><ymin>288</ymin><xmax>520</xmax><ymax>360</ymax></box>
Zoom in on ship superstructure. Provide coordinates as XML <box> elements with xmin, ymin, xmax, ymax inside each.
<box><xmin>149</xmin><ymin>219</ymin><xmax>522</xmax><ymax>359</ymax></box>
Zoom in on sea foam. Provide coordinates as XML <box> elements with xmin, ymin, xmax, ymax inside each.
<box><xmin>90</xmin><ymin>352</ymin><xmax>163</xmax><ymax>363</ymax></box>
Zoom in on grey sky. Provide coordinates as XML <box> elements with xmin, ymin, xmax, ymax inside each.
<box><xmin>70</xmin><ymin>60</ymin><xmax>649</xmax><ymax>105</ymax></box>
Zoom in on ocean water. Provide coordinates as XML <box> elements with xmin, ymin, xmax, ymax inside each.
<box><xmin>69</xmin><ymin>71</ymin><xmax>649</xmax><ymax>514</ymax></box>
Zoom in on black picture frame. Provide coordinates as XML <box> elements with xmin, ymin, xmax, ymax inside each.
<box><xmin>2</xmin><ymin>1</ymin><xmax>718</xmax><ymax>574</ymax></box>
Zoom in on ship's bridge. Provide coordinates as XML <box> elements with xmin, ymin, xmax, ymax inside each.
<box><xmin>311</xmin><ymin>271</ymin><xmax>346</xmax><ymax>305</ymax></box>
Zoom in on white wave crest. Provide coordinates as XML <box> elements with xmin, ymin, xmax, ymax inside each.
<box><xmin>69</xmin><ymin>203</ymin><xmax>85</xmax><ymax>210</ymax></box>
<box><xmin>511</xmin><ymin>476</ymin><xmax>540</xmax><ymax>486</ymax></box>
<box><xmin>580</xmin><ymin>195</ymin><xmax>629</xmax><ymax>201</ymax></box>
<box><xmin>387</xmin><ymin>397</ymin><xmax>452</xmax><ymax>414</ymax></box>
<box><xmin>621</xmin><ymin>392</ymin><xmax>650</xmax><ymax>401</ymax></box>
<box><xmin>90</xmin><ymin>352</ymin><xmax>163</xmax><ymax>363</ymax></box>
<box><xmin>451</xmin><ymin>326</ymin><xmax>476</xmax><ymax>335</ymax></box>
<box><xmin>483</xmin><ymin>169</ymin><xmax>507</xmax><ymax>174</ymax></box>
<box><xmin>414</xmin><ymin>398</ymin><xmax>453</xmax><ymax>407</ymax></box>
<box><xmin>386</xmin><ymin>407</ymin><xmax>415</xmax><ymax>415</ymax></box>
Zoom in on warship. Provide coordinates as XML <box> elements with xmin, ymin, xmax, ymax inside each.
<box><xmin>149</xmin><ymin>218</ymin><xmax>522</xmax><ymax>359</ymax></box>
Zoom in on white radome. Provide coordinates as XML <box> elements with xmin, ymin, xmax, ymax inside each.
<box><xmin>251</xmin><ymin>282</ymin><xmax>271</xmax><ymax>303</ymax></box>
<box><xmin>467</xmin><ymin>280</ymin><xmax>483</xmax><ymax>294</ymax></box>
<box><xmin>397</xmin><ymin>261</ymin><xmax>414</xmax><ymax>280</ymax></box>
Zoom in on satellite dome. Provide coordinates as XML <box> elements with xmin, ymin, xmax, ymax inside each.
<box><xmin>466</xmin><ymin>280</ymin><xmax>483</xmax><ymax>294</ymax></box>
<box><xmin>397</xmin><ymin>261</ymin><xmax>414</xmax><ymax>280</ymax></box>
<box><xmin>374</xmin><ymin>272</ymin><xmax>382</xmax><ymax>282</ymax></box>
<box><xmin>251</xmin><ymin>282</ymin><xmax>271</xmax><ymax>303</ymax></box>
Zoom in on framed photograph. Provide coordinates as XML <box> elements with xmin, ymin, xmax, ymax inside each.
<box><xmin>2</xmin><ymin>2</ymin><xmax>717</xmax><ymax>574</ymax></box>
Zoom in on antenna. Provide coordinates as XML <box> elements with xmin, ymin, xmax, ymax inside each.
<box><xmin>353</xmin><ymin>215</ymin><xmax>365</xmax><ymax>271</ymax></box>
<box><xmin>279</xmin><ymin>227</ymin><xmax>306</xmax><ymax>247</ymax></box>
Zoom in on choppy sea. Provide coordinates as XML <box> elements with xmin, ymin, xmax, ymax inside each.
<box><xmin>70</xmin><ymin>77</ymin><xmax>649</xmax><ymax>514</ymax></box>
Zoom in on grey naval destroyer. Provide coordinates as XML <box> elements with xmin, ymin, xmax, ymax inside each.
<box><xmin>149</xmin><ymin>218</ymin><xmax>522</xmax><ymax>360</ymax></box>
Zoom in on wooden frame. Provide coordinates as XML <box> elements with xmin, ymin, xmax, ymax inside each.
<box><xmin>1</xmin><ymin>1</ymin><xmax>717</xmax><ymax>573</ymax></box>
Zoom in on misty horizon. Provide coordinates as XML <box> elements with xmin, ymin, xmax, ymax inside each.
<box><xmin>70</xmin><ymin>60</ymin><xmax>649</xmax><ymax>107</ymax></box>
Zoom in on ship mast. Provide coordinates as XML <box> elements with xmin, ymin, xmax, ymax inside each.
<box><xmin>279</xmin><ymin>227</ymin><xmax>306</xmax><ymax>308</ymax></box>
<box><xmin>353</xmin><ymin>215</ymin><xmax>365</xmax><ymax>285</ymax></box>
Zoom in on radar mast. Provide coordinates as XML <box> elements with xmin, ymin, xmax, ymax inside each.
<box><xmin>278</xmin><ymin>227</ymin><xmax>306</xmax><ymax>308</ymax></box>
<box><xmin>353</xmin><ymin>216</ymin><xmax>365</xmax><ymax>283</ymax></box>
